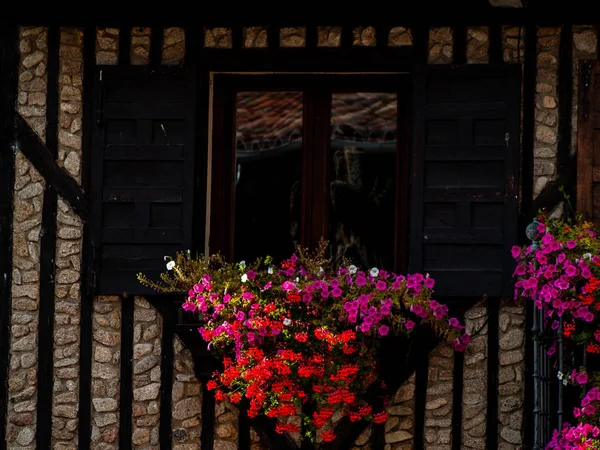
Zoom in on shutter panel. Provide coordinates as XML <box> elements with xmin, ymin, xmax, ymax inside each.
<box><xmin>577</xmin><ymin>61</ymin><xmax>600</xmax><ymax>229</ymax></box>
<box><xmin>410</xmin><ymin>65</ymin><xmax>520</xmax><ymax>298</ymax></box>
<box><xmin>91</xmin><ymin>66</ymin><xmax>196</xmax><ymax>294</ymax></box>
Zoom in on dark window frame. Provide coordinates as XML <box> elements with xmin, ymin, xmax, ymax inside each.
<box><xmin>209</xmin><ymin>73</ymin><xmax>411</xmax><ymax>273</ymax></box>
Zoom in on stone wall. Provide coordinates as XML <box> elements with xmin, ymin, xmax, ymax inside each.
<box><xmin>7</xmin><ymin>22</ymin><xmax>595</xmax><ymax>450</ymax></box>
<box><xmin>498</xmin><ymin>299</ymin><xmax>526</xmax><ymax>449</ymax></box>
<box><xmin>462</xmin><ymin>303</ymin><xmax>488</xmax><ymax>450</ymax></box>
<box><xmin>429</xmin><ymin>27</ymin><xmax>453</xmax><ymax>64</ymax></box>
<box><xmin>52</xmin><ymin>27</ymin><xmax>85</xmax><ymax>450</ymax></box>
<box><xmin>172</xmin><ymin>335</ymin><xmax>202</xmax><ymax>449</ymax></box>
<box><xmin>163</xmin><ymin>27</ymin><xmax>185</xmax><ymax>65</ymax></box>
<box><xmin>90</xmin><ymin>295</ymin><xmax>121</xmax><ymax>450</ymax></box>
<box><xmin>534</xmin><ymin>27</ymin><xmax>561</xmax><ymax>197</ymax></box>
<box><xmin>424</xmin><ymin>344</ymin><xmax>454</xmax><ymax>449</ymax></box>
<box><xmin>385</xmin><ymin>373</ymin><xmax>416</xmax><ymax>449</ymax></box>
<box><xmin>96</xmin><ymin>27</ymin><xmax>119</xmax><ymax>65</ymax></box>
<box><xmin>467</xmin><ymin>27</ymin><xmax>489</xmax><ymax>64</ymax></box>
<box><xmin>132</xmin><ymin>298</ymin><xmax>162</xmax><ymax>448</ymax></box>
<box><xmin>131</xmin><ymin>27</ymin><xmax>151</xmax><ymax>65</ymax></box>
<box><xmin>6</xmin><ymin>25</ymin><xmax>48</xmax><ymax>450</ymax></box>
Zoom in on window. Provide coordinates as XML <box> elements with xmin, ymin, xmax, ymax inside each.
<box><xmin>210</xmin><ymin>75</ymin><xmax>410</xmax><ymax>273</ymax></box>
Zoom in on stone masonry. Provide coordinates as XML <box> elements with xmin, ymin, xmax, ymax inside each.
<box><xmin>163</xmin><ymin>27</ymin><xmax>186</xmax><ymax>65</ymax></box>
<box><xmin>388</xmin><ymin>27</ymin><xmax>413</xmax><ymax>47</ymax></box>
<box><xmin>317</xmin><ymin>27</ymin><xmax>342</xmax><ymax>47</ymax></box>
<box><xmin>243</xmin><ymin>27</ymin><xmax>268</xmax><ymax>49</ymax></box>
<box><xmin>353</xmin><ymin>27</ymin><xmax>377</xmax><ymax>47</ymax></box>
<box><xmin>429</xmin><ymin>27</ymin><xmax>453</xmax><ymax>64</ymax></box>
<box><xmin>96</xmin><ymin>27</ymin><xmax>119</xmax><ymax>65</ymax></box>
<box><xmin>6</xmin><ymin>25</ymin><xmax>48</xmax><ymax>450</ymax></box>
<box><xmin>215</xmin><ymin>402</ymin><xmax>240</xmax><ymax>450</ymax></box>
<box><xmin>467</xmin><ymin>27</ymin><xmax>489</xmax><ymax>64</ymax></box>
<box><xmin>502</xmin><ymin>26</ymin><xmax>525</xmax><ymax>64</ymax></box>
<box><xmin>52</xmin><ymin>27</ymin><xmax>85</xmax><ymax>450</ymax></box>
<box><xmin>205</xmin><ymin>28</ymin><xmax>232</xmax><ymax>49</ymax></box>
<box><xmin>172</xmin><ymin>335</ymin><xmax>203</xmax><ymax>449</ymax></box>
<box><xmin>533</xmin><ymin>27</ymin><xmax>561</xmax><ymax>197</ymax></box>
<box><xmin>462</xmin><ymin>303</ymin><xmax>488</xmax><ymax>450</ymax></box>
<box><xmin>132</xmin><ymin>298</ymin><xmax>162</xmax><ymax>448</ymax></box>
<box><xmin>498</xmin><ymin>299</ymin><xmax>526</xmax><ymax>449</ymax></box>
<box><xmin>385</xmin><ymin>373</ymin><xmax>416</xmax><ymax>450</ymax></box>
<box><xmin>131</xmin><ymin>27</ymin><xmax>151</xmax><ymax>65</ymax></box>
<box><xmin>90</xmin><ymin>296</ymin><xmax>121</xmax><ymax>450</ymax></box>
<box><xmin>280</xmin><ymin>28</ymin><xmax>306</xmax><ymax>48</ymax></box>
<box><xmin>424</xmin><ymin>344</ymin><xmax>454</xmax><ymax>449</ymax></box>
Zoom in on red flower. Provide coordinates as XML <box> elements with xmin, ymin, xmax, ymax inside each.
<box><xmin>295</xmin><ymin>332</ymin><xmax>308</xmax><ymax>343</ymax></box>
<box><xmin>287</xmin><ymin>292</ymin><xmax>301</xmax><ymax>303</ymax></box>
<box><xmin>373</xmin><ymin>411</ymin><xmax>387</xmax><ymax>424</ymax></box>
<box><xmin>321</xmin><ymin>430</ymin><xmax>336</xmax><ymax>442</ymax></box>
<box><xmin>206</xmin><ymin>380</ymin><xmax>218</xmax><ymax>390</ymax></box>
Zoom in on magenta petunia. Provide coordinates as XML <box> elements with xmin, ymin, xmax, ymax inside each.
<box><xmin>576</xmin><ymin>372</ymin><xmax>589</xmax><ymax>385</ymax></box>
<box><xmin>378</xmin><ymin>325</ymin><xmax>389</xmax><ymax>336</ymax></box>
<box><xmin>424</xmin><ymin>277</ymin><xmax>435</xmax><ymax>289</ymax></box>
<box><xmin>182</xmin><ymin>301</ymin><xmax>197</xmax><ymax>312</ymax></box>
<box><xmin>566</xmin><ymin>240</ymin><xmax>577</xmax><ymax>249</ymax></box>
<box><xmin>511</xmin><ymin>245</ymin><xmax>522</xmax><ymax>259</ymax></box>
<box><xmin>246</xmin><ymin>270</ymin><xmax>256</xmax><ymax>280</ymax></box>
<box><xmin>356</xmin><ymin>276</ymin><xmax>367</xmax><ymax>287</ymax></box>
<box><xmin>405</xmin><ymin>320</ymin><xmax>415</xmax><ymax>330</ymax></box>
<box><xmin>281</xmin><ymin>281</ymin><xmax>295</xmax><ymax>291</ymax></box>
<box><xmin>236</xmin><ymin>311</ymin><xmax>245</xmax><ymax>321</ymax></box>
<box><xmin>331</xmin><ymin>287</ymin><xmax>343</xmax><ymax>298</ymax></box>
<box><xmin>376</xmin><ymin>280</ymin><xmax>387</xmax><ymax>291</ymax></box>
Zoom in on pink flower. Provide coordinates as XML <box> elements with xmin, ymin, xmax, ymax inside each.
<box><xmin>424</xmin><ymin>277</ymin><xmax>435</xmax><ymax>289</ymax></box>
<box><xmin>236</xmin><ymin>311</ymin><xmax>245</xmax><ymax>321</ymax></box>
<box><xmin>576</xmin><ymin>372</ymin><xmax>589</xmax><ymax>385</ymax></box>
<box><xmin>223</xmin><ymin>294</ymin><xmax>231</xmax><ymax>303</ymax></box>
<box><xmin>453</xmin><ymin>339</ymin><xmax>466</xmax><ymax>351</ymax></box>
<box><xmin>356</xmin><ymin>276</ymin><xmax>367</xmax><ymax>287</ymax></box>
<box><xmin>460</xmin><ymin>333</ymin><xmax>471</xmax><ymax>345</ymax></box>
<box><xmin>378</xmin><ymin>325</ymin><xmax>389</xmax><ymax>336</ymax></box>
<box><xmin>582</xmin><ymin>405</ymin><xmax>596</xmax><ymax>416</ymax></box>
<box><xmin>405</xmin><ymin>320</ymin><xmax>415</xmax><ymax>330</ymax></box>
<box><xmin>281</xmin><ymin>281</ymin><xmax>295</xmax><ymax>291</ymax></box>
<box><xmin>332</xmin><ymin>287</ymin><xmax>343</xmax><ymax>297</ymax></box>
<box><xmin>246</xmin><ymin>270</ymin><xmax>256</xmax><ymax>280</ymax></box>
<box><xmin>360</xmin><ymin>322</ymin><xmax>371</xmax><ymax>333</ymax></box>
<box><xmin>566</xmin><ymin>240</ymin><xmax>577</xmax><ymax>249</ymax></box>
<box><xmin>376</xmin><ymin>280</ymin><xmax>387</xmax><ymax>291</ymax></box>
<box><xmin>188</xmin><ymin>289</ymin><xmax>196</xmax><ymax>298</ymax></box>
<box><xmin>182</xmin><ymin>301</ymin><xmax>197</xmax><ymax>312</ymax></box>
<box><xmin>193</xmin><ymin>283</ymin><xmax>204</xmax><ymax>293</ymax></box>
<box><xmin>263</xmin><ymin>282</ymin><xmax>272</xmax><ymax>290</ymax></box>
<box><xmin>449</xmin><ymin>317</ymin><xmax>463</xmax><ymax>329</ymax></box>
<box><xmin>511</xmin><ymin>245</ymin><xmax>522</xmax><ymax>259</ymax></box>
<box><xmin>302</xmin><ymin>293</ymin><xmax>312</xmax><ymax>302</ymax></box>
<box><xmin>429</xmin><ymin>300</ymin><xmax>440</xmax><ymax>310</ymax></box>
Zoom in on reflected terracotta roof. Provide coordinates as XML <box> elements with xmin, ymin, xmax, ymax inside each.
<box><xmin>236</xmin><ymin>92</ymin><xmax>397</xmax><ymax>151</ymax></box>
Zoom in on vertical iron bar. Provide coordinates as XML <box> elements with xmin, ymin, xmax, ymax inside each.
<box><xmin>582</xmin><ymin>340</ymin><xmax>589</xmax><ymax>396</ymax></box>
<box><xmin>532</xmin><ymin>300</ymin><xmax>540</xmax><ymax>450</ymax></box>
<box><xmin>557</xmin><ymin>315</ymin><xmax>564</xmax><ymax>430</ymax></box>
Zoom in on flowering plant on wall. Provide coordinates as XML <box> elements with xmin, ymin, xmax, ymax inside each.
<box><xmin>512</xmin><ymin>212</ymin><xmax>600</xmax><ymax>449</ymax></box>
<box><xmin>138</xmin><ymin>241</ymin><xmax>468</xmax><ymax>443</ymax></box>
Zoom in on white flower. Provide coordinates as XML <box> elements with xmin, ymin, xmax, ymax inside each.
<box><xmin>295</xmin><ymin>277</ymin><xmax>299</xmax><ymax>282</ymax></box>
<box><xmin>370</xmin><ymin>267</ymin><xmax>379</xmax><ymax>277</ymax></box>
<box><xmin>348</xmin><ymin>265</ymin><xmax>357</xmax><ymax>275</ymax></box>
<box><xmin>166</xmin><ymin>261</ymin><xmax>175</xmax><ymax>270</ymax></box>
<box><xmin>563</xmin><ymin>379</ymin><xmax>568</xmax><ymax>386</ymax></box>
<box><xmin>268</xmin><ymin>266</ymin><xmax>274</xmax><ymax>274</ymax></box>
<box><xmin>241</xmin><ymin>274</ymin><xmax>248</xmax><ymax>283</ymax></box>
<box><xmin>163</xmin><ymin>256</ymin><xmax>169</xmax><ymax>261</ymax></box>
<box><xmin>283</xmin><ymin>318</ymin><xmax>291</xmax><ymax>326</ymax></box>
<box><xmin>239</xmin><ymin>260</ymin><xmax>246</xmax><ymax>269</ymax></box>
<box><xmin>557</xmin><ymin>372</ymin><xmax>563</xmax><ymax>380</ymax></box>
<box><xmin>318</xmin><ymin>266</ymin><xmax>324</xmax><ymax>275</ymax></box>
<box><xmin>583</xmin><ymin>253</ymin><xmax>592</xmax><ymax>260</ymax></box>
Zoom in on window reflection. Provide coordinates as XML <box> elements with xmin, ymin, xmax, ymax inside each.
<box><xmin>329</xmin><ymin>93</ymin><xmax>398</xmax><ymax>270</ymax></box>
<box><xmin>234</xmin><ymin>92</ymin><xmax>303</xmax><ymax>263</ymax></box>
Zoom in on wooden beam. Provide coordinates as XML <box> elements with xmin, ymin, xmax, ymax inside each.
<box><xmin>150</xmin><ymin>26</ymin><xmax>163</xmax><ymax>65</ymax></box>
<box><xmin>15</xmin><ymin>114</ymin><xmax>89</xmax><ymax>220</ymax></box>
<box><xmin>519</xmin><ymin>24</ymin><xmax>537</xmax><ymax>239</ymax></box>
<box><xmin>0</xmin><ymin>22</ymin><xmax>19</xmax><ymax>449</ymax></box>
<box><xmin>78</xmin><ymin>24</ymin><xmax>97</xmax><ymax>450</ymax></box>
<box><xmin>557</xmin><ymin>23</ymin><xmax>574</xmax><ymax>215</ymax></box>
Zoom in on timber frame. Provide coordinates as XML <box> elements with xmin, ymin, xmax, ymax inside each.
<box><xmin>0</xmin><ymin>7</ymin><xmax>593</xmax><ymax>449</ymax></box>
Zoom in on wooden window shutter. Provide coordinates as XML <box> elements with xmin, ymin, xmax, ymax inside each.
<box><xmin>91</xmin><ymin>66</ymin><xmax>197</xmax><ymax>294</ymax></box>
<box><xmin>577</xmin><ymin>60</ymin><xmax>600</xmax><ymax>229</ymax></box>
<box><xmin>409</xmin><ymin>65</ymin><xmax>521</xmax><ymax>298</ymax></box>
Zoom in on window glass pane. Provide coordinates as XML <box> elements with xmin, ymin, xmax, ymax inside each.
<box><xmin>234</xmin><ymin>92</ymin><xmax>303</xmax><ymax>262</ymax></box>
<box><xmin>329</xmin><ymin>92</ymin><xmax>398</xmax><ymax>270</ymax></box>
